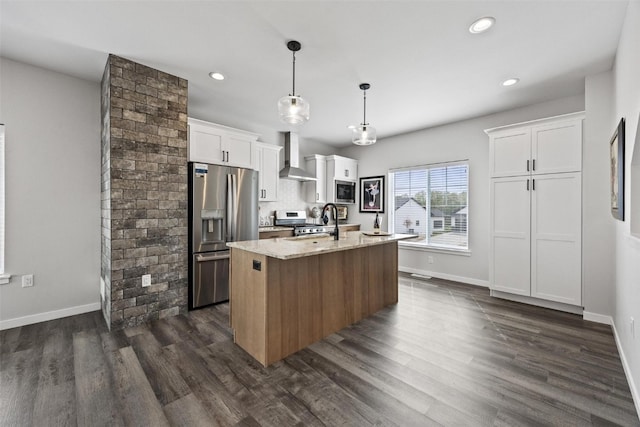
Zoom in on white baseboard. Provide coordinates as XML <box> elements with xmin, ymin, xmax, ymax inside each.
<box><xmin>0</xmin><ymin>302</ymin><xmax>101</xmax><ymax>330</ymax></box>
<box><xmin>582</xmin><ymin>311</ymin><xmax>613</xmax><ymax>325</ymax></box>
<box><xmin>490</xmin><ymin>290</ymin><xmax>583</xmax><ymax>315</ymax></box>
<box><xmin>399</xmin><ymin>266</ymin><xmax>489</xmax><ymax>288</ymax></box>
<box><xmin>611</xmin><ymin>318</ymin><xmax>640</xmax><ymax>419</ymax></box>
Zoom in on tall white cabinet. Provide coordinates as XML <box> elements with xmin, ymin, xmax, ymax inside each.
<box><xmin>304</xmin><ymin>155</ymin><xmax>327</xmax><ymax>203</ymax></box>
<box><xmin>254</xmin><ymin>142</ymin><xmax>282</xmax><ymax>202</ymax></box>
<box><xmin>486</xmin><ymin>112</ymin><xmax>584</xmax><ymax>307</ymax></box>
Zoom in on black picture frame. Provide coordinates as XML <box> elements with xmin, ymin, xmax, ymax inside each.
<box><xmin>359</xmin><ymin>176</ymin><xmax>384</xmax><ymax>213</ymax></box>
<box><xmin>610</xmin><ymin>118</ymin><xmax>625</xmax><ymax>221</ymax></box>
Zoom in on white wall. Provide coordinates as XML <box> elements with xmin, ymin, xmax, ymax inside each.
<box><xmin>0</xmin><ymin>58</ymin><xmax>101</xmax><ymax>328</ymax></box>
<box><xmin>340</xmin><ymin>95</ymin><xmax>585</xmax><ymax>285</ymax></box>
<box><xmin>611</xmin><ymin>0</ymin><xmax>640</xmax><ymax>411</ymax></box>
<box><xmin>584</xmin><ymin>70</ymin><xmax>616</xmax><ymax>318</ymax></box>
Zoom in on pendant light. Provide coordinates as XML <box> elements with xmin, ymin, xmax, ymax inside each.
<box><xmin>350</xmin><ymin>83</ymin><xmax>377</xmax><ymax>145</ymax></box>
<box><xmin>278</xmin><ymin>40</ymin><xmax>310</xmax><ymax>126</ymax></box>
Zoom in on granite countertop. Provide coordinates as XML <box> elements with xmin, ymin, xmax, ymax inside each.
<box><xmin>228</xmin><ymin>231</ymin><xmax>417</xmax><ymax>260</ymax></box>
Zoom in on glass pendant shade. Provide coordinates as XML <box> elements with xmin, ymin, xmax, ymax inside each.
<box><xmin>278</xmin><ymin>95</ymin><xmax>310</xmax><ymax>125</ymax></box>
<box><xmin>351</xmin><ymin>82</ymin><xmax>376</xmax><ymax>145</ymax></box>
<box><xmin>279</xmin><ymin>40</ymin><xmax>309</xmax><ymax>126</ymax></box>
<box><xmin>352</xmin><ymin>124</ymin><xmax>377</xmax><ymax>145</ymax></box>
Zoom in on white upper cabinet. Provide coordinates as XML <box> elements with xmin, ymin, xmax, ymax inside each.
<box><xmin>254</xmin><ymin>142</ymin><xmax>282</xmax><ymax>202</ymax></box>
<box><xmin>487</xmin><ymin>112</ymin><xmax>583</xmax><ymax>178</ymax></box>
<box><xmin>326</xmin><ymin>155</ymin><xmax>358</xmax><ymax>181</ymax></box>
<box><xmin>489</xmin><ymin>129</ymin><xmax>532</xmax><ymax>178</ymax></box>
<box><xmin>304</xmin><ymin>155</ymin><xmax>327</xmax><ymax>203</ymax></box>
<box><xmin>188</xmin><ymin>118</ymin><xmax>258</xmax><ymax>169</ymax></box>
<box><xmin>531</xmin><ymin>119</ymin><xmax>582</xmax><ymax>175</ymax></box>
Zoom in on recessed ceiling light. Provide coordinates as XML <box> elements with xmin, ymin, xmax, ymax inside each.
<box><xmin>469</xmin><ymin>16</ymin><xmax>495</xmax><ymax>34</ymax></box>
<box><xmin>502</xmin><ymin>78</ymin><xmax>520</xmax><ymax>87</ymax></box>
<box><xmin>209</xmin><ymin>72</ymin><xmax>225</xmax><ymax>80</ymax></box>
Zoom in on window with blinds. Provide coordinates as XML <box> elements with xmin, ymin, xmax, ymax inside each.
<box><xmin>0</xmin><ymin>124</ymin><xmax>4</xmax><ymax>274</ymax></box>
<box><xmin>390</xmin><ymin>161</ymin><xmax>469</xmax><ymax>250</ymax></box>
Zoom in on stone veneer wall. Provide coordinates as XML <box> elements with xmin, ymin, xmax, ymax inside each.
<box><xmin>101</xmin><ymin>55</ymin><xmax>188</xmax><ymax>330</ymax></box>
<box><xmin>100</xmin><ymin>58</ymin><xmax>112</xmax><ymax>326</ymax></box>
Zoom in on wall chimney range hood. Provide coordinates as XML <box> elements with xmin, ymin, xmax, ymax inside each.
<box><xmin>279</xmin><ymin>132</ymin><xmax>316</xmax><ymax>181</ymax></box>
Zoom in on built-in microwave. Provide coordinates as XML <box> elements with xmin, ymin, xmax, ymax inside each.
<box><xmin>335</xmin><ymin>180</ymin><xmax>356</xmax><ymax>204</ymax></box>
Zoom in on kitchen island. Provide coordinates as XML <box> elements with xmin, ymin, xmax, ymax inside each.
<box><xmin>227</xmin><ymin>232</ymin><xmax>416</xmax><ymax>366</ymax></box>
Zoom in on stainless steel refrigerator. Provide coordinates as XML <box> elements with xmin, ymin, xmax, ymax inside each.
<box><xmin>188</xmin><ymin>162</ymin><xmax>258</xmax><ymax>309</ymax></box>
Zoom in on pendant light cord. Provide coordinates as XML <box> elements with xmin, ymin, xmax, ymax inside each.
<box><xmin>291</xmin><ymin>51</ymin><xmax>296</xmax><ymax>97</ymax></box>
<box><xmin>362</xmin><ymin>89</ymin><xmax>368</xmax><ymax>126</ymax></box>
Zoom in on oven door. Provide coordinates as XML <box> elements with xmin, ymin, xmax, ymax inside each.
<box><xmin>192</xmin><ymin>250</ymin><xmax>230</xmax><ymax>308</ymax></box>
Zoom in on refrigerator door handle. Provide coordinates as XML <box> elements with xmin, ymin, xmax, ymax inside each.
<box><xmin>227</xmin><ymin>174</ymin><xmax>233</xmax><ymax>241</ymax></box>
<box><xmin>227</xmin><ymin>173</ymin><xmax>237</xmax><ymax>241</ymax></box>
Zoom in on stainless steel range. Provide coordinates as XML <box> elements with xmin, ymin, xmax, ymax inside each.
<box><xmin>274</xmin><ymin>210</ymin><xmax>329</xmax><ymax>236</ymax></box>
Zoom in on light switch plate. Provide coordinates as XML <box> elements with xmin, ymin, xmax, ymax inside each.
<box><xmin>142</xmin><ymin>274</ymin><xmax>151</xmax><ymax>287</ymax></box>
<box><xmin>22</xmin><ymin>274</ymin><xmax>34</xmax><ymax>288</ymax></box>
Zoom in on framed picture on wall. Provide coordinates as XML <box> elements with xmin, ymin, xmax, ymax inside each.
<box><xmin>359</xmin><ymin>176</ymin><xmax>384</xmax><ymax>213</ymax></box>
<box><xmin>610</xmin><ymin>117</ymin><xmax>625</xmax><ymax>221</ymax></box>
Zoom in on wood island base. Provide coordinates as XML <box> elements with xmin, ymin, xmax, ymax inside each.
<box><xmin>230</xmin><ymin>241</ymin><xmax>399</xmax><ymax>366</ymax></box>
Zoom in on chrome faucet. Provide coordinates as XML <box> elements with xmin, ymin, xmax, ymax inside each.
<box><xmin>322</xmin><ymin>203</ymin><xmax>339</xmax><ymax>240</ymax></box>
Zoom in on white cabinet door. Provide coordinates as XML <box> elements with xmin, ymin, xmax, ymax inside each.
<box><xmin>188</xmin><ymin>122</ymin><xmax>225</xmax><ymax>164</ymax></box>
<box><xmin>227</xmin><ymin>132</ymin><xmax>255</xmax><ymax>169</ymax></box>
<box><xmin>489</xmin><ymin>128</ymin><xmax>531</xmax><ymax>178</ymax></box>
<box><xmin>532</xmin><ymin>119</ymin><xmax>582</xmax><ymax>175</ymax></box>
<box><xmin>530</xmin><ymin>173</ymin><xmax>582</xmax><ymax>305</ymax></box>
<box><xmin>336</xmin><ymin>157</ymin><xmax>357</xmax><ymax>181</ymax></box>
<box><xmin>255</xmin><ymin>143</ymin><xmax>281</xmax><ymax>202</ymax></box>
<box><xmin>490</xmin><ymin>176</ymin><xmax>531</xmax><ymax>296</ymax></box>
<box><xmin>304</xmin><ymin>155</ymin><xmax>327</xmax><ymax>203</ymax></box>
<box><xmin>327</xmin><ymin>155</ymin><xmax>358</xmax><ymax>182</ymax></box>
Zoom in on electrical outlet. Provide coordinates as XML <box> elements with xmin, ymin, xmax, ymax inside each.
<box><xmin>22</xmin><ymin>274</ymin><xmax>34</xmax><ymax>288</ymax></box>
<box><xmin>142</xmin><ymin>274</ymin><xmax>151</xmax><ymax>287</ymax></box>
<box><xmin>631</xmin><ymin>317</ymin><xmax>635</xmax><ymax>339</ymax></box>
<box><xmin>428</xmin><ymin>256</ymin><xmax>434</xmax><ymax>264</ymax></box>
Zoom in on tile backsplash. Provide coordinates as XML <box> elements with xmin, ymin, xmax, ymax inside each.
<box><xmin>259</xmin><ymin>179</ymin><xmax>324</xmax><ymax>224</ymax></box>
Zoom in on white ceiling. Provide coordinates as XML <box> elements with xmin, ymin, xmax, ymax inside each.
<box><xmin>0</xmin><ymin>1</ymin><xmax>629</xmax><ymax>147</ymax></box>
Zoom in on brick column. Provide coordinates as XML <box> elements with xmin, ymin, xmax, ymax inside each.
<box><xmin>101</xmin><ymin>55</ymin><xmax>188</xmax><ymax>330</ymax></box>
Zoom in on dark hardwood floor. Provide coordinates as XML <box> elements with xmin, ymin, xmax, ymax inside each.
<box><xmin>2</xmin><ymin>274</ymin><xmax>638</xmax><ymax>426</ymax></box>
